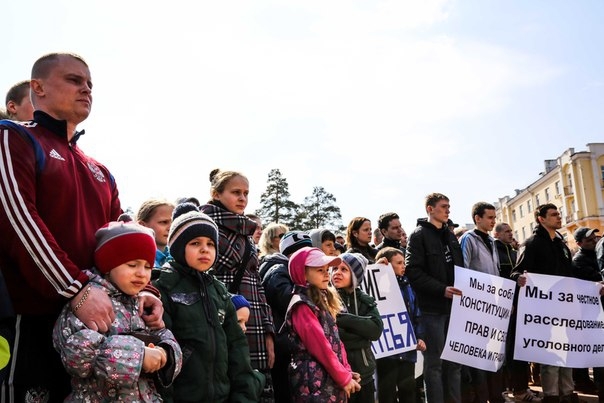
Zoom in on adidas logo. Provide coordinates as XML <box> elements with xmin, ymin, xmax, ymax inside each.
<box><xmin>49</xmin><ymin>149</ymin><xmax>65</xmax><ymax>161</ymax></box>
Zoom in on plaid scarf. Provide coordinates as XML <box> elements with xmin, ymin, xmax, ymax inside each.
<box><xmin>201</xmin><ymin>202</ymin><xmax>275</xmax><ymax>374</ymax></box>
<box><xmin>200</xmin><ymin>201</ymin><xmax>258</xmax><ymax>276</ymax></box>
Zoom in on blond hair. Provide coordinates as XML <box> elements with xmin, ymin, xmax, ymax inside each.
<box><xmin>136</xmin><ymin>199</ymin><xmax>175</xmax><ymax>223</ymax></box>
<box><xmin>259</xmin><ymin>223</ymin><xmax>289</xmax><ymax>256</ymax></box>
<box><xmin>305</xmin><ymin>271</ymin><xmax>343</xmax><ymax>318</ymax></box>
<box><xmin>209</xmin><ymin>168</ymin><xmax>248</xmax><ymax>200</ymax></box>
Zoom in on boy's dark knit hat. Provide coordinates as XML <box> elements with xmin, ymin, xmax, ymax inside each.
<box><xmin>231</xmin><ymin>294</ymin><xmax>251</xmax><ymax>311</ymax></box>
<box><xmin>168</xmin><ymin>202</ymin><xmax>219</xmax><ymax>267</ymax></box>
<box><xmin>279</xmin><ymin>231</ymin><xmax>313</xmax><ymax>256</ymax></box>
<box><xmin>339</xmin><ymin>252</ymin><xmax>368</xmax><ymax>288</ymax></box>
<box><xmin>94</xmin><ymin>221</ymin><xmax>156</xmax><ymax>274</ymax></box>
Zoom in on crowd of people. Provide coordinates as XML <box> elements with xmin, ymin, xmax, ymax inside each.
<box><xmin>1</xmin><ymin>52</ymin><xmax>604</xmax><ymax>403</ymax></box>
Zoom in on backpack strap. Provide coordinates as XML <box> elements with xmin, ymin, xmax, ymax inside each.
<box><xmin>228</xmin><ymin>239</ymin><xmax>253</xmax><ymax>294</ymax></box>
<box><xmin>0</xmin><ymin>120</ymin><xmax>46</xmax><ymax>175</ymax></box>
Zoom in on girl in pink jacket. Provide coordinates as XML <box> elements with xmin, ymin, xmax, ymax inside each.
<box><xmin>283</xmin><ymin>247</ymin><xmax>361</xmax><ymax>402</ymax></box>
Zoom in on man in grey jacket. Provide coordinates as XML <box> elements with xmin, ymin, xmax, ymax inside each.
<box><xmin>459</xmin><ymin>202</ymin><xmax>499</xmax><ymax>276</ymax></box>
<box><xmin>459</xmin><ymin>202</ymin><xmax>506</xmax><ymax>403</ymax></box>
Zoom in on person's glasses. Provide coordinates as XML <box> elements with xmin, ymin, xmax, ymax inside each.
<box><xmin>274</xmin><ymin>233</ymin><xmax>285</xmax><ymax>239</ymax></box>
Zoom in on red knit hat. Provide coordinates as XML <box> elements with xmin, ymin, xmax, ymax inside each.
<box><xmin>94</xmin><ymin>222</ymin><xmax>157</xmax><ymax>274</ymax></box>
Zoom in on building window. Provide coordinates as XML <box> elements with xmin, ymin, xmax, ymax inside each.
<box><xmin>555</xmin><ymin>181</ymin><xmax>561</xmax><ymax>195</ymax></box>
<box><xmin>512</xmin><ymin>210</ymin><xmax>517</xmax><ymax>222</ymax></box>
<box><xmin>545</xmin><ymin>188</ymin><xmax>550</xmax><ymax>202</ymax></box>
<box><xmin>527</xmin><ymin>200</ymin><xmax>532</xmax><ymax>213</ymax></box>
<box><xmin>601</xmin><ymin>166</ymin><xmax>604</xmax><ymax>186</ymax></box>
<box><xmin>530</xmin><ymin>222</ymin><xmax>534</xmax><ymax>231</ymax></box>
<box><xmin>535</xmin><ymin>194</ymin><xmax>540</xmax><ymax>206</ymax></box>
<box><xmin>519</xmin><ymin>205</ymin><xmax>524</xmax><ymax>218</ymax></box>
<box><xmin>522</xmin><ymin>227</ymin><xmax>526</xmax><ymax>240</ymax></box>
<box><xmin>514</xmin><ymin>230</ymin><xmax>519</xmax><ymax>241</ymax></box>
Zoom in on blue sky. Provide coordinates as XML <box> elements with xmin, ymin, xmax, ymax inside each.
<box><xmin>3</xmin><ymin>1</ymin><xmax>603</xmax><ymax>233</ymax></box>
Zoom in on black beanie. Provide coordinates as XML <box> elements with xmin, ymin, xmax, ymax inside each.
<box><xmin>168</xmin><ymin>203</ymin><xmax>219</xmax><ymax>267</ymax></box>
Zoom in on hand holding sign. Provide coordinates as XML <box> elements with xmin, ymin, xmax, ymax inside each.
<box><xmin>441</xmin><ymin>266</ymin><xmax>516</xmax><ymax>372</ymax></box>
<box><xmin>445</xmin><ymin>286</ymin><xmax>462</xmax><ymax>298</ymax></box>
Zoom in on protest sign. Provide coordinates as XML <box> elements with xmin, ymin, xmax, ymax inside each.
<box><xmin>441</xmin><ymin>266</ymin><xmax>515</xmax><ymax>372</ymax></box>
<box><xmin>514</xmin><ymin>273</ymin><xmax>604</xmax><ymax>367</ymax></box>
<box><xmin>359</xmin><ymin>263</ymin><xmax>416</xmax><ymax>359</ymax></box>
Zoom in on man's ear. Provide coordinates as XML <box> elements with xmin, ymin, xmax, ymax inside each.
<box><xmin>30</xmin><ymin>79</ymin><xmax>44</xmax><ymax>98</ymax></box>
<box><xmin>6</xmin><ymin>100</ymin><xmax>16</xmax><ymax>115</ymax></box>
<box><xmin>380</xmin><ymin>228</ymin><xmax>386</xmax><ymax>237</ymax></box>
<box><xmin>426</xmin><ymin>205</ymin><xmax>433</xmax><ymax>215</ymax></box>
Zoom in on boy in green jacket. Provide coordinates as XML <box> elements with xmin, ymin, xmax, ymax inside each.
<box><xmin>154</xmin><ymin>203</ymin><xmax>264</xmax><ymax>403</ymax></box>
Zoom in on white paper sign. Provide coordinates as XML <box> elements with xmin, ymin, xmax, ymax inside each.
<box><xmin>441</xmin><ymin>266</ymin><xmax>516</xmax><ymax>372</ymax></box>
<box><xmin>514</xmin><ymin>273</ymin><xmax>604</xmax><ymax>368</ymax></box>
<box><xmin>358</xmin><ymin>263</ymin><xmax>417</xmax><ymax>359</ymax></box>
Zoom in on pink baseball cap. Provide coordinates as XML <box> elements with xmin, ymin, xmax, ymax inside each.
<box><xmin>289</xmin><ymin>247</ymin><xmax>342</xmax><ymax>286</ymax></box>
<box><xmin>305</xmin><ymin>248</ymin><xmax>341</xmax><ymax>268</ymax></box>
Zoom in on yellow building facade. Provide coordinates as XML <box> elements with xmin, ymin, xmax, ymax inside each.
<box><xmin>495</xmin><ymin>143</ymin><xmax>604</xmax><ymax>251</ymax></box>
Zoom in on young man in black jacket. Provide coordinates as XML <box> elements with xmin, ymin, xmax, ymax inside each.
<box><xmin>511</xmin><ymin>204</ymin><xmax>575</xmax><ymax>403</ymax></box>
<box><xmin>376</xmin><ymin>212</ymin><xmax>407</xmax><ymax>253</ymax></box>
<box><xmin>406</xmin><ymin>193</ymin><xmax>463</xmax><ymax>403</ymax></box>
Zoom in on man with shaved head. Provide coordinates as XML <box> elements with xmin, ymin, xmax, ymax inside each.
<box><xmin>0</xmin><ymin>53</ymin><xmax>162</xmax><ymax>402</ymax></box>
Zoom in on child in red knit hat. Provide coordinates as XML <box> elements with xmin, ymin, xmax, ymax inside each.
<box><xmin>53</xmin><ymin>221</ymin><xmax>182</xmax><ymax>402</ymax></box>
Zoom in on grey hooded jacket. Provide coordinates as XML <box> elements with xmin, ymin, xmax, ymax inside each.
<box><xmin>459</xmin><ymin>230</ymin><xmax>500</xmax><ymax>276</ymax></box>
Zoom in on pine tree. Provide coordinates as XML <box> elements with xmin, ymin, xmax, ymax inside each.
<box><xmin>288</xmin><ymin>209</ymin><xmax>308</xmax><ymax>232</ymax></box>
<box><xmin>255</xmin><ymin>169</ymin><xmax>298</xmax><ymax>225</ymax></box>
<box><xmin>299</xmin><ymin>186</ymin><xmax>342</xmax><ymax>231</ymax></box>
